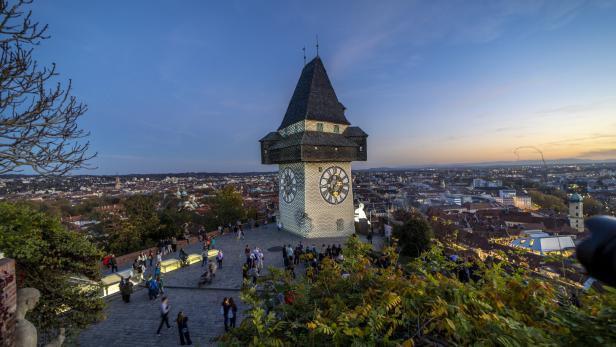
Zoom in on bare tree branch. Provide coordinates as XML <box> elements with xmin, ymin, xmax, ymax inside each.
<box><xmin>0</xmin><ymin>0</ymin><xmax>95</xmax><ymax>175</ymax></box>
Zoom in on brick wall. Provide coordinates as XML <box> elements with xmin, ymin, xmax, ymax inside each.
<box><xmin>100</xmin><ymin>231</ymin><xmax>221</xmax><ymax>271</ymax></box>
<box><xmin>0</xmin><ymin>258</ymin><xmax>16</xmax><ymax>347</ymax></box>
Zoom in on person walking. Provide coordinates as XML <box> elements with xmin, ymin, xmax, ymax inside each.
<box><xmin>156</xmin><ymin>250</ymin><xmax>162</xmax><ymax>265</ymax></box>
<box><xmin>148</xmin><ymin>276</ymin><xmax>159</xmax><ymax>300</ymax></box>
<box><xmin>156</xmin><ymin>296</ymin><xmax>171</xmax><ymax>336</ymax></box>
<box><xmin>229</xmin><ymin>297</ymin><xmax>238</xmax><ymax>329</ymax></box>
<box><xmin>221</xmin><ymin>297</ymin><xmax>231</xmax><ymax>332</ymax></box>
<box><xmin>176</xmin><ymin>311</ymin><xmax>192</xmax><ymax>345</ymax></box>
<box><xmin>216</xmin><ymin>249</ymin><xmax>224</xmax><ymax>269</ymax></box>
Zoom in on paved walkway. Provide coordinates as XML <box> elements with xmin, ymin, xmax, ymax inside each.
<box><xmin>76</xmin><ymin>224</ymin><xmax>380</xmax><ymax>346</ymax></box>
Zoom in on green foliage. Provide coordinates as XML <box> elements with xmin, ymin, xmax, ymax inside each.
<box><xmin>583</xmin><ymin>196</ymin><xmax>606</xmax><ymax>217</ymax></box>
<box><xmin>209</xmin><ymin>185</ymin><xmax>246</xmax><ymax>226</ymax></box>
<box><xmin>529</xmin><ymin>190</ymin><xmax>567</xmax><ymax>213</ymax></box>
<box><xmin>221</xmin><ymin>236</ymin><xmax>616</xmax><ymax>346</ymax></box>
<box><xmin>394</xmin><ymin>215</ymin><xmax>433</xmax><ymax>257</ymax></box>
<box><xmin>0</xmin><ymin>202</ymin><xmax>104</xmax><ymax>338</ymax></box>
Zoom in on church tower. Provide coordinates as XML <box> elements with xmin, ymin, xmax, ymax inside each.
<box><xmin>260</xmin><ymin>57</ymin><xmax>368</xmax><ymax>238</ymax></box>
<box><xmin>568</xmin><ymin>193</ymin><xmax>584</xmax><ymax>232</ymax></box>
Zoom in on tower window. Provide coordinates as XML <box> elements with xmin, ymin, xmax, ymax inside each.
<box><xmin>317</xmin><ymin>123</ymin><xmax>324</xmax><ymax>132</ymax></box>
<box><xmin>333</xmin><ymin>125</ymin><xmax>339</xmax><ymax>133</ymax></box>
<box><xmin>336</xmin><ymin>218</ymin><xmax>344</xmax><ymax>231</ymax></box>
<box><xmin>359</xmin><ymin>146</ymin><xmax>363</xmax><ymax>152</ymax></box>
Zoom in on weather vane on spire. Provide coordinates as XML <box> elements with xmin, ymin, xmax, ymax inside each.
<box><xmin>316</xmin><ymin>34</ymin><xmax>319</xmax><ymax>56</ymax></box>
<box><xmin>303</xmin><ymin>46</ymin><xmax>306</xmax><ymax>66</ymax></box>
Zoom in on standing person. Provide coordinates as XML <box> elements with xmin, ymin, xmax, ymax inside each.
<box><xmin>148</xmin><ymin>276</ymin><xmax>159</xmax><ymax>300</ymax></box>
<box><xmin>367</xmin><ymin>229</ymin><xmax>373</xmax><ymax>244</ymax></box>
<box><xmin>157</xmin><ymin>275</ymin><xmax>165</xmax><ymax>295</ymax></box>
<box><xmin>242</xmin><ymin>263</ymin><xmax>249</xmax><ymax>285</ymax></box>
<box><xmin>176</xmin><ymin>311</ymin><xmax>192</xmax><ymax>345</ymax></box>
<box><xmin>156</xmin><ymin>251</ymin><xmax>162</xmax><ymax>266</ymax></box>
<box><xmin>217</xmin><ymin>225</ymin><xmax>222</xmax><ymax>236</ymax></box>
<box><xmin>245</xmin><ymin>245</ymin><xmax>251</xmax><ymax>266</ymax></box>
<box><xmin>282</xmin><ymin>245</ymin><xmax>288</xmax><ymax>267</ymax></box>
<box><xmin>109</xmin><ymin>254</ymin><xmax>118</xmax><ymax>273</ymax></box>
<box><xmin>229</xmin><ymin>297</ymin><xmax>238</xmax><ymax>329</ymax></box>
<box><xmin>171</xmin><ymin>236</ymin><xmax>178</xmax><ymax>253</ymax></box>
<box><xmin>216</xmin><ymin>249</ymin><xmax>224</xmax><ymax>269</ymax></box>
<box><xmin>250</xmin><ymin>263</ymin><xmax>259</xmax><ymax>285</ymax></box>
<box><xmin>156</xmin><ymin>296</ymin><xmax>171</xmax><ymax>336</ymax></box>
<box><xmin>119</xmin><ymin>277</ymin><xmax>133</xmax><ymax>303</ymax></box>
<box><xmin>277</xmin><ymin>221</ymin><xmax>282</xmax><ymax>232</ymax></box>
<box><xmin>148</xmin><ymin>250</ymin><xmax>154</xmax><ymax>267</ymax></box>
<box><xmin>221</xmin><ymin>297</ymin><xmax>231</xmax><ymax>332</ymax></box>
<box><xmin>201</xmin><ymin>247</ymin><xmax>209</xmax><ymax>267</ymax></box>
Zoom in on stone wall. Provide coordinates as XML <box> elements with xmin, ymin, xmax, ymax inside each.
<box><xmin>0</xmin><ymin>258</ymin><xmax>16</xmax><ymax>347</ymax></box>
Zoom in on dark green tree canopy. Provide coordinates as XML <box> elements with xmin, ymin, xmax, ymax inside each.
<box><xmin>393</xmin><ymin>214</ymin><xmax>433</xmax><ymax>257</ymax></box>
<box><xmin>0</xmin><ymin>202</ymin><xmax>104</xmax><ymax>337</ymax></box>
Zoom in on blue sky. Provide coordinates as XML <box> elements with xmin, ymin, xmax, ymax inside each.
<box><xmin>28</xmin><ymin>0</ymin><xmax>616</xmax><ymax>174</ymax></box>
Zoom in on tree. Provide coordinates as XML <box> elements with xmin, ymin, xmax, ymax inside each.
<box><xmin>583</xmin><ymin>196</ymin><xmax>606</xmax><ymax>217</ymax></box>
<box><xmin>122</xmin><ymin>194</ymin><xmax>160</xmax><ymax>242</ymax></box>
<box><xmin>102</xmin><ymin>215</ymin><xmax>142</xmax><ymax>255</ymax></box>
<box><xmin>393</xmin><ymin>215</ymin><xmax>433</xmax><ymax>257</ymax></box>
<box><xmin>209</xmin><ymin>185</ymin><xmax>246</xmax><ymax>226</ymax></box>
<box><xmin>0</xmin><ymin>202</ymin><xmax>104</xmax><ymax>339</ymax></box>
<box><xmin>0</xmin><ymin>0</ymin><xmax>94</xmax><ymax>174</ymax></box>
<box><xmin>529</xmin><ymin>190</ymin><xmax>567</xmax><ymax>213</ymax></box>
<box><xmin>221</xmin><ymin>236</ymin><xmax>616</xmax><ymax>346</ymax></box>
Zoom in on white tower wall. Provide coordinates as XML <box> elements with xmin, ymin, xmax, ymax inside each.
<box><xmin>279</xmin><ymin>162</ymin><xmax>355</xmax><ymax>238</ymax></box>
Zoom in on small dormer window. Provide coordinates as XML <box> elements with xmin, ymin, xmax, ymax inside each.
<box><xmin>317</xmin><ymin>123</ymin><xmax>324</xmax><ymax>132</ymax></box>
<box><xmin>333</xmin><ymin>125</ymin><xmax>339</xmax><ymax>133</ymax></box>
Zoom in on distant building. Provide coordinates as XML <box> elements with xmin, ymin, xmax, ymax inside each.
<box><xmin>511</xmin><ymin>235</ymin><xmax>575</xmax><ymax>256</ymax></box>
<box><xmin>114</xmin><ymin>177</ymin><xmax>121</xmax><ymax>190</ymax></box>
<box><xmin>472</xmin><ymin>178</ymin><xmax>502</xmax><ymax>188</ymax></box>
<box><xmin>513</xmin><ymin>195</ymin><xmax>532</xmax><ymax>210</ymax></box>
<box><xmin>568</xmin><ymin>193</ymin><xmax>584</xmax><ymax>232</ymax></box>
<box><xmin>495</xmin><ymin>189</ymin><xmax>516</xmax><ymax>206</ymax></box>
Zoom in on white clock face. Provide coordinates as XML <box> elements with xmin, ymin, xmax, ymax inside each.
<box><xmin>280</xmin><ymin>168</ymin><xmax>297</xmax><ymax>203</ymax></box>
<box><xmin>319</xmin><ymin>166</ymin><xmax>350</xmax><ymax>205</ymax></box>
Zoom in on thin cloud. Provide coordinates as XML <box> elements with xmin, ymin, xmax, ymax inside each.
<box><xmin>577</xmin><ymin>148</ymin><xmax>616</xmax><ymax>158</ymax></box>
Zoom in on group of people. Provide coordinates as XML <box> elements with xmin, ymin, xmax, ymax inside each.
<box><xmin>280</xmin><ymin>242</ymin><xmax>346</xmax><ymax>281</ymax></box>
<box><xmin>146</xmin><ymin>272</ymin><xmax>165</xmax><ymax>300</ymax></box>
<box><xmin>221</xmin><ymin>297</ymin><xmax>238</xmax><ymax>332</ymax></box>
<box><xmin>103</xmin><ymin>254</ymin><xmax>118</xmax><ymax>273</ymax></box>
<box><xmin>241</xmin><ymin>245</ymin><xmax>264</xmax><ymax>285</ymax></box>
<box><xmin>158</xmin><ymin>237</ymin><xmax>179</xmax><ymax>255</ymax></box>
<box><xmin>153</xmin><ymin>295</ymin><xmax>238</xmax><ymax>344</ymax></box>
<box><xmin>155</xmin><ymin>296</ymin><xmax>192</xmax><ymax>345</ymax></box>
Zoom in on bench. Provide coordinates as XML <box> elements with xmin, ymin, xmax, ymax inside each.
<box><xmin>160</xmin><ymin>259</ymin><xmax>180</xmax><ymax>273</ymax></box>
<box><xmin>101</xmin><ymin>274</ymin><xmax>122</xmax><ymax>296</ymax></box>
<box><xmin>186</xmin><ymin>254</ymin><xmax>202</xmax><ymax>265</ymax></box>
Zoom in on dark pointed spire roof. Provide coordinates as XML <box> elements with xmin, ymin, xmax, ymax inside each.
<box><xmin>278</xmin><ymin>57</ymin><xmax>350</xmax><ymax>130</ymax></box>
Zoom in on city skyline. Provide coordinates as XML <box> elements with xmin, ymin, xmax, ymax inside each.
<box><xmin>28</xmin><ymin>0</ymin><xmax>616</xmax><ymax>174</ymax></box>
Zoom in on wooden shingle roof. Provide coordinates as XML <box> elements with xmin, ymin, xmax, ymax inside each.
<box><xmin>278</xmin><ymin>57</ymin><xmax>350</xmax><ymax>130</ymax></box>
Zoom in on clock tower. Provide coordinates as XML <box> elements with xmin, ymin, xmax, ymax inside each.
<box><xmin>260</xmin><ymin>56</ymin><xmax>368</xmax><ymax>238</ymax></box>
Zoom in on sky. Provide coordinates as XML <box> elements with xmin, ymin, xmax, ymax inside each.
<box><xmin>26</xmin><ymin>0</ymin><xmax>616</xmax><ymax>174</ymax></box>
